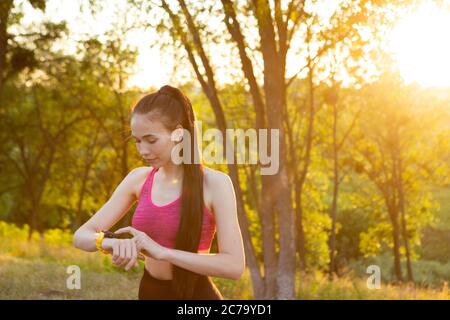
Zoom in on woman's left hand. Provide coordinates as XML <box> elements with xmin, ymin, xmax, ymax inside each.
<box><xmin>115</xmin><ymin>227</ymin><xmax>168</xmax><ymax>261</ymax></box>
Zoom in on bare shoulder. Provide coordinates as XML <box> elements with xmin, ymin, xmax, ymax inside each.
<box><xmin>202</xmin><ymin>166</ymin><xmax>238</xmax><ymax>231</ymax></box>
<box><xmin>203</xmin><ymin>166</ymin><xmax>232</xmax><ymax>189</ymax></box>
<box><xmin>125</xmin><ymin>166</ymin><xmax>153</xmax><ymax>199</ymax></box>
<box><xmin>203</xmin><ymin>166</ymin><xmax>234</xmax><ymax>212</ymax></box>
<box><xmin>129</xmin><ymin>166</ymin><xmax>153</xmax><ymax>176</ymax></box>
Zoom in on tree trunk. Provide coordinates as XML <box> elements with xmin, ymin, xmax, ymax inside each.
<box><xmin>329</xmin><ymin>95</ymin><xmax>339</xmax><ymax>279</ymax></box>
<box><xmin>252</xmin><ymin>0</ymin><xmax>297</xmax><ymax>299</ymax></box>
<box><xmin>27</xmin><ymin>145</ymin><xmax>56</xmax><ymax>240</ymax></box>
<box><xmin>0</xmin><ymin>0</ymin><xmax>13</xmax><ymax>95</ymax></box>
<box><xmin>329</xmin><ymin>152</ymin><xmax>339</xmax><ymax>279</ymax></box>
<box><xmin>295</xmin><ymin>59</ymin><xmax>316</xmax><ymax>271</ymax></box>
<box><xmin>164</xmin><ymin>0</ymin><xmax>295</xmax><ymax>299</ymax></box>
<box><xmin>258</xmin><ymin>175</ymin><xmax>278</xmax><ymax>299</ymax></box>
<box><xmin>397</xmin><ymin>157</ymin><xmax>414</xmax><ymax>282</ymax></box>
<box><xmin>295</xmin><ymin>183</ymin><xmax>306</xmax><ymax>270</ymax></box>
<box><xmin>163</xmin><ymin>0</ymin><xmax>268</xmax><ymax>299</ymax></box>
<box><xmin>221</xmin><ymin>0</ymin><xmax>281</xmax><ymax>298</ymax></box>
<box><xmin>389</xmin><ymin>206</ymin><xmax>403</xmax><ymax>282</ymax></box>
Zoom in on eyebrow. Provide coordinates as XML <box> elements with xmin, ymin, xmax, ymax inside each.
<box><xmin>131</xmin><ymin>134</ymin><xmax>157</xmax><ymax>139</ymax></box>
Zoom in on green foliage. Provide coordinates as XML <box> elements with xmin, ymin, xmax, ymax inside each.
<box><xmin>1</xmin><ymin>0</ymin><xmax>450</xmax><ymax>299</ymax></box>
<box><xmin>419</xmin><ymin>226</ymin><xmax>450</xmax><ymax>263</ymax></box>
<box><xmin>349</xmin><ymin>252</ymin><xmax>450</xmax><ymax>287</ymax></box>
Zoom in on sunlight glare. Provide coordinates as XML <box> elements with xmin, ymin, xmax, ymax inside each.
<box><xmin>389</xmin><ymin>2</ymin><xmax>450</xmax><ymax>88</ymax></box>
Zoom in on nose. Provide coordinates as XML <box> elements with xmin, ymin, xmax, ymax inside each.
<box><xmin>139</xmin><ymin>149</ymin><xmax>152</xmax><ymax>158</ymax></box>
<box><xmin>136</xmin><ymin>143</ymin><xmax>151</xmax><ymax>158</ymax></box>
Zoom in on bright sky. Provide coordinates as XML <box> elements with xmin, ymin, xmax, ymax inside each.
<box><xmin>16</xmin><ymin>0</ymin><xmax>174</xmax><ymax>89</ymax></box>
<box><xmin>16</xmin><ymin>0</ymin><xmax>450</xmax><ymax>89</ymax></box>
<box><xmin>388</xmin><ymin>0</ymin><xmax>450</xmax><ymax>88</ymax></box>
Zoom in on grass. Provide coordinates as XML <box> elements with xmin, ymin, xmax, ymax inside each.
<box><xmin>0</xmin><ymin>247</ymin><xmax>252</xmax><ymax>300</ymax></box>
<box><xmin>0</xmin><ymin>221</ymin><xmax>449</xmax><ymax>299</ymax></box>
<box><xmin>0</xmin><ymin>254</ymin><xmax>141</xmax><ymax>299</ymax></box>
<box><xmin>296</xmin><ymin>270</ymin><xmax>449</xmax><ymax>300</ymax></box>
<box><xmin>0</xmin><ymin>222</ymin><xmax>251</xmax><ymax>300</ymax></box>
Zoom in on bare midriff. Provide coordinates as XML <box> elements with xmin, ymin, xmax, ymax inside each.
<box><xmin>144</xmin><ymin>248</ymin><xmax>210</xmax><ymax>280</ymax></box>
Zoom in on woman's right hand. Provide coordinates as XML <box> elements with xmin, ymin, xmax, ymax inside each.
<box><xmin>102</xmin><ymin>238</ymin><xmax>144</xmax><ymax>271</ymax></box>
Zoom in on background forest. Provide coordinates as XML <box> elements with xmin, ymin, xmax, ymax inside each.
<box><xmin>0</xmin><ymin>0</ymin><xmax>449</xmax><ymax>299</ymax></box>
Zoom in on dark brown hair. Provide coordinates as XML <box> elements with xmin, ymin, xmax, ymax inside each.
<box><xmin>131</xmin><ymin>85</ymin><xmax>204</xmax><ymax>299</ymax></box>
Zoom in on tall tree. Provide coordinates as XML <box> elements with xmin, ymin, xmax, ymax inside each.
<box><xmin>134</xmin><ymin>0</ymin><xmax>400</xmax><ymax>299</ymax></box>
<box><xmin>352</xmin><ymin>73</ymin><xmax>439</xmax><ymax>282</ymax></box>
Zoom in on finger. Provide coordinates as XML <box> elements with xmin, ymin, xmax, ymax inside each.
<box><xmin>136</xmin><ymin>242</ymin><xmax>148</xmax><ymax>260</ymax></box>
<box><xmin>125</xmin><ymin>240</ymin><xmax>137</xmax><ymax>271</ymax></box>
<box><xmin>138</xmin><ymin>254</ymin><xmax>145</xmax><ymax>260</ymax></box>
<box><xmin>117</xmin><ymin>241</ymin><xmax>125</xmax><ymax>266</ymax></box>
<box><xmin>121</xmin><ymin>240</ymin><xmax>129</xmax><ymax>266</ymax></box>
<box><xmin>118</xmin><ymin>240</ymin><xmax>128</xmax><ymax>267</ymax></box>
<box><xmin>112</xmin><ymin>241</ymin><xmax>119</xmax><ymax>264</ymax></box>
<box><xmin>113</xmin><ymin>241</ymin><xmax>121</xmax><ymax>266</ymax></box>
<box><xmin>120</xmin><ymin>240</ymin><xmax>132</xmax><ymax>268</ymax></box>
<box><xmin>115</xmin><ymin>227</ymin><xmax>139</xmax><ymax>236</ymax></box>
<box><xmin>131</xmin><ymin>240</ymin><xmax>138</xmax><ymax>268</ymax></box>
<box><xmin>114</xmin><ymin>226</ymin><xmax>130</xmax><ymax>234</ymax></box>
<box><xmin>135</xmin><ymin>241</ymin><xmax>143</xmax><ymax>254</ymax></box>
<box><xmin>125</xmin><ymin>239</ymin><xmax>132</xmax><ymax>259</ymax></box>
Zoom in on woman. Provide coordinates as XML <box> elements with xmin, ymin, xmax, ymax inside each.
<box><xmin>73</xmin><ymin>85</ymin><xmax>245</xmax><ymax>300</ymax></box>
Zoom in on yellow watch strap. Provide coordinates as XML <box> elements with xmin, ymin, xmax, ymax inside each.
<box><xmin>95</xmin><ymin>232</ymin><xmax>109</xmax><ymax>254</ymax></box>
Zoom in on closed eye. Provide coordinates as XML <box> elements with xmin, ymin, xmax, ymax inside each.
<box><xmin>135</xmin><ymin>139</ymin><xmax>157</xmax><ymax>144</ymax></box>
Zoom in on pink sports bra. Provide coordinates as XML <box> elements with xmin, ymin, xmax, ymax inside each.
<box><xmin>131</xmin><ymin>167</ymin><xmax>216</xmax><ymax>251</ymax></box>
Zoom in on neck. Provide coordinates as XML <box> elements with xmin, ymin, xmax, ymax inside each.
<box><xmin>158</xmin><ymin>161</ymin><xmax>184</xmax><ymax>183</ymax></box>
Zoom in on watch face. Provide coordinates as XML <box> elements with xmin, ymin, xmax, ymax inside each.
<box><xmin>102</xmin><ymin>230</ymin><xmax>133</xmax><ymax>239</ymax></box>
<box><xmin>103</xmin><ymin>230</ymin><xmax>116</xmax><ymax>238</ymax></box>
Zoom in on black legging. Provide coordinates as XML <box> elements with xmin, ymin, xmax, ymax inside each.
<box><xmin>138</xmin><ymin>268</ymin><xmax>224</xmax><ymax>300</ymax></box>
